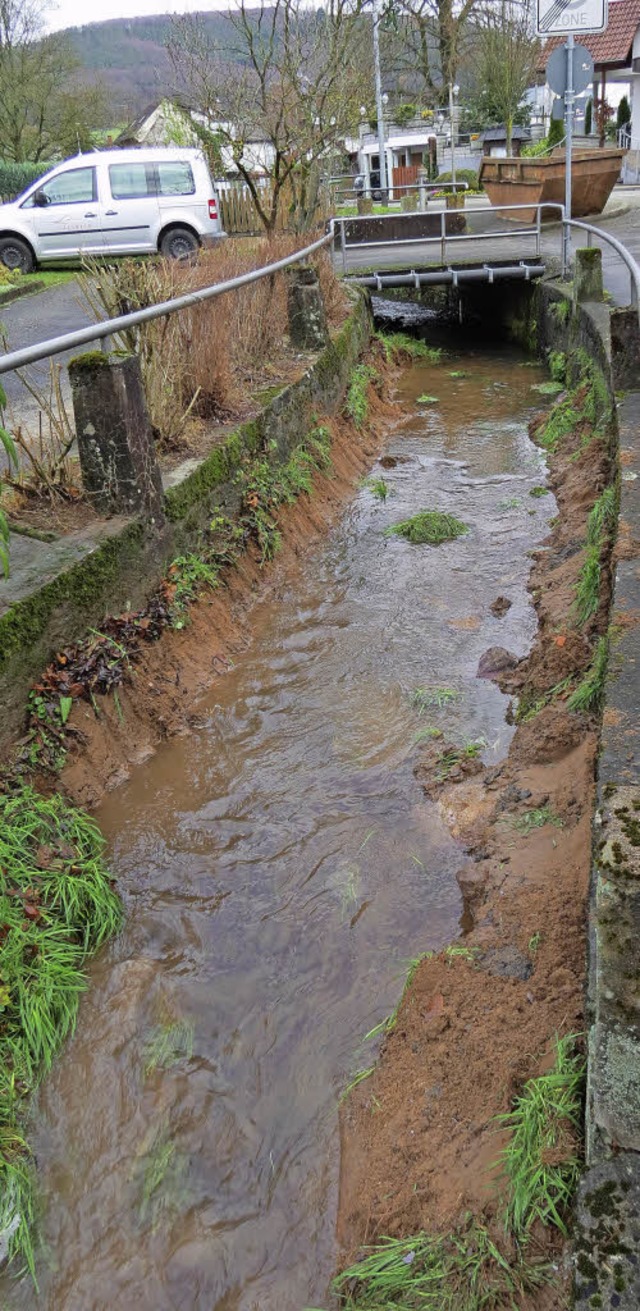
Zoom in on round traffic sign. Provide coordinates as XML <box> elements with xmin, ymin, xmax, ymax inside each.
<box><xmin>546</xmin><ymin>43</ymin><xmax>594</xmax><ymax>95</ymax></box>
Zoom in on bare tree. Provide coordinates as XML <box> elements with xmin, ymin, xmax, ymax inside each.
<box><xmin>384</xmin><ymin>0</ymin><xmax>488</xmax><ymax>105</ymax></box>
<box><xmin>476</xmin><ymin>0</ymin><xmax>540</xmax><ymax>155</ymax></box>
<box><xmin>168</xmin><ymin>0</ymin><xmax>371</xmax><ymax>233</ymax></box>
<box><xmin>0</xmin><ymin>0</ymin><xmax>105</xmax><ymax>161</ymax></box>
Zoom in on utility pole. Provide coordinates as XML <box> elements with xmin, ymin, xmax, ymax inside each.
<box><xmin>372</xmin><ymin>0</ymin><xmax>388</xmax><ymax>198</ymax></box>
<box><xmin>448</xmin><ymin>82</ymin><xmax>458</xmax><ymax>189</ymax></box>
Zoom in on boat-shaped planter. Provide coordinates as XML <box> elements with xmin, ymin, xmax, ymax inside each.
<box><xmin>479</xmin><ymin>148</ymin><xmax>625</xmax><ymax>222</ymax></box>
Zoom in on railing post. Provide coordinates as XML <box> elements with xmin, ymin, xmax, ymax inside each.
<box><xmin>561</xmin><ymin>221</ymin><xmax>568</xmax><ymax>279</ymax></box>
<box><xmin>535</xmin><ymin>205</ymin><xmax>541</xmax><ymax>259</ymax></box>
<box><xmin>339</xmin><ymin>219</ymin><xmax>347</xmax><ymax>275</ymax></box>
<box><xmin>69</xmin><ymin>351</ymin><xmax>164</xmax><ymax>522</ymax></box>
<box><xmin>441</xmin><ymin>208</ymin><xmax>446</xmax><ymax>265</ymax></box>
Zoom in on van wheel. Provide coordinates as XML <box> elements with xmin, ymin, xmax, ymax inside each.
<box><xmin>0</xmin><ymin>236</ymin><xmax>34</xmax><ymax>274</ymax></box>
<box><xmin>160</xmin><ymin>227</ymin><xmax>199</xmax><ymax>261</ymax></box>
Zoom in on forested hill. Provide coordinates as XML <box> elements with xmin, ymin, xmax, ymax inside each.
<box><xmin>66</xmin><ymin>12</ymin><xmax>233</xmax><ymax>119</ymax></box>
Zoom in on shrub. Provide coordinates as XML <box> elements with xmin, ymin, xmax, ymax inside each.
<box><xmin>435</xmin><ymin>168</ymin><xmax>481</xmax><ymax>191</ymax></box>
<box><xmin>0</xmin><ymin>160</ymin><xmax>52</xmax><ymax>202</ymax></box>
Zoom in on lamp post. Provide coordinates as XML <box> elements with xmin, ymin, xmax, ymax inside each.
<box><xmin>449</xmin><ymin>82</ymin><xmax>459</xmax><ymax>189</ymax></box>
<box><xmin>372</xmin><ymin>0</ymin><xmax>388</xmax><ymax>198</ymax></box>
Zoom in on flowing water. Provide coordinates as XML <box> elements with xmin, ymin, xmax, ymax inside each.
<box><xmin>3</xmin><ymin>341</ymin><xmax>554</xmax><ymax>1311</ymax></box>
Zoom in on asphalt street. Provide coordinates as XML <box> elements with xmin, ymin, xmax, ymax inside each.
<box><xmin>0</xmin><ymin>279</ymin><xmax>97</xmax><ymax>438</ymax></box>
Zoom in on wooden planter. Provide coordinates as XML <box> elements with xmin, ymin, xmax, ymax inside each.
<box><xmin>479</xmin><ymin>148</ymin><xmax>625</xmax><ymax>222</ymax></box>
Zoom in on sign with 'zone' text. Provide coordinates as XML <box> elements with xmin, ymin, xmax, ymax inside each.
<box><xmin>536</xmin><ymin>0</ymin><xmax>608</xmax><ymax>36</ymax></box>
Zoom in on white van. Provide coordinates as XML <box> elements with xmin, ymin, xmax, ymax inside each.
<box><xmin>0</xmin><ymin>147</ymin><xmax>225</xmax><ymax>273</ymax></box>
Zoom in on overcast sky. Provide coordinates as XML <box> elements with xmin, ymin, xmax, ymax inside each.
<box><xmin>45</xmin><ymin>0</ymin><xmax>230</xmax><ymax>33</ymax></box>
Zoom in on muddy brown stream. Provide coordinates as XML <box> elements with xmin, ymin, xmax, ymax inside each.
<box><xmin>3</xmin><ymin>342</ymin><xmax>553</xmax><ymax>1311</ymax></box>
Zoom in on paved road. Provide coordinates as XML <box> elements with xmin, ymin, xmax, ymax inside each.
<box><xmin>0</xmin><ymin>279</ymin><xmax>97</xmax><ymax>437</ymax></box>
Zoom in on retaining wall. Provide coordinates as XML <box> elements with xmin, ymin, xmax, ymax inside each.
<box><xmin>0</xmin><ymin>291</ymin><xmax>371</xmax><ymax>748</ymax></box>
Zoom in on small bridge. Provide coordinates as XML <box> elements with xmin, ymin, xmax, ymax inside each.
<box><xmin>332</xmin><ymin>203</ymin><xmax>557</xmax><ymax>291</ymax></box>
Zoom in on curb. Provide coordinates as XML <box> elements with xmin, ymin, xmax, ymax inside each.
<box><xmin>0</xmin><ymin>279</ymin><xmax>46</xmax><ymax>307</ymax></box>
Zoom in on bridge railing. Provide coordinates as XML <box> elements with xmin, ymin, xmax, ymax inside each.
<box><xmin>333</xmin><ymin>202</ymin><xmax>559</xmax><ymax>275</ymax></box>
<box><xmin>335</xmin><ymin>201</ymin><xmax>640</xmax><ymax>318</ymax></box>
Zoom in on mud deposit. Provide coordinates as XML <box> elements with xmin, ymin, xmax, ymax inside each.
<box><xmin>1</xmin><ymin>346</ymin><xmax>567</xmax><ymax>1310</ymax></box>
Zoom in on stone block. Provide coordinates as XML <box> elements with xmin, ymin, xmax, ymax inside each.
<box><xmin>574</xmin><ymin>1157</ymin><xmax>640</xmax><ymax>1309</ymax></box>
<box><xmin>286</xmin><ymin>264</ymin><xmax>329</xmax><ymax>352</ymax></box>
<box><xmin>574</xmin><ymin>246</ymin><xmax>604</xmax><ymax>304</ymax></box>
<box><xmin>611</xmin><ymin>308</ymin><xmax>640</xmax><ymax>390</ymax></box>
<box><xmin>69</xmin><ymin>351</ymin><xmax>164</xmax><ymax>522</ymax></box>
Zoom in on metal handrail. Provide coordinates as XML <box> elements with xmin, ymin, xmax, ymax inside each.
<box><xmin>564</xmin><ymin>217</ymin><xmax>640</xmax><ymax>307</ymax></box>
<box><xmin>334</xmin><ymin>202</ymin><xmax>565</xmax><ymax>273</ymax></box>
<box><xmin>0</xmin><ymin>227</ymin><xmax>334</xmax><ymax>377</ymax></box>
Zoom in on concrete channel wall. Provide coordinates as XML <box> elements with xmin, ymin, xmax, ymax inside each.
<box><xmin>0</xmin><ymin>290</ymin><xmax>371</xmax><ymax>748</ymax></box>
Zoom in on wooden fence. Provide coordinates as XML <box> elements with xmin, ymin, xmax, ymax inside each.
<box><xmin>218</xmin><ymin>181</ymin><xmax>330</xmax><ymax>236</ymax></box>
<box><xmin>392</xmin><ymin>165</ymin><xmax>420</xmax><ymax>193</ymax></box>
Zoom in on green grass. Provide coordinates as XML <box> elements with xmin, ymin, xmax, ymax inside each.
<box><xmin>449</xmin><ymin>369</ymin><xmax>469</xmax><ymax>379</ymax></box>
<box><xmin>496</xmin><ymin>1034</ymin><xmax>584</xmax><ymax>1237</ymax></box>
<box><xmin>530</xmin><ymin>381</ymin><xmax>564</xmax><ymax>396</ymax></box>
<box><xmin>0</xmin><ymin>787</ymin><xmax>123</xmax><ymax>1280</ymax></box>
<box><xmin>416</xmin><ymin>393</ymin><xmax>439</xmax><ymax>405</ymax></box>
<box><xmin>550</xmin><ymin>298</ymin><xmax>571</xmax><ymax>326</ymax></box>
<box><xmin>374</xmin><ymin>332</ymin><xmax>442</xmax><ymax>363</ymax></box>
<box><xmin>365</xmin><ymin>476</ymin><xmax>390</xmax><ymax>501</ymax></box>
<box><xmin>567</xmin><ymin>634</ymin><xmax>609</xmax><ymax>714</ymax></box>
<box><xmin>410</xmin><ymin>686</ymin><xmax>459</xmax><ymax>713</ymax></box>
<box><xmin>235</xmin><ymin>425</ymin><xmax>332</xmax><ymax>563</ymax></box>
<box><xmin>574</xmin><ymin>486</ymin><xmax>618</xmax><ymax>626</ymax></box>
<box><xmin>538</xmin><ymin>397</ymin><xmax>580</xmax><ymax>452</ymax></box>
<box><xmin>332</xmin><ymin>1221</ymin><xmax>550</xmax><ymax>1309</ymax></box>
<box><xmin>513</xmin><ymin>806</ymin><xmax>563</xmax><ymax>835</ymax></box>
<box><xmin>548</xmin><ymin>350</ymin><xmax>567</xmax><ymax>383</ymax></box>
<box><xmin>143</xmin><ymin>1019</ymin><xmax>194</xmax><ymax>1077</ymax></box>
<box><xmin>529</xmin><ymin>485</ymin><xmax>549</xmax><ymax>498</ymax></box>
<box><xmin>386</xmin><ymin>511</ymin><xmax>468</xmax><ymax>546</ymax></box>
<box><xmin>166</xmin><ymin>553</ymin><xmax>220</xmax><ymax>628</ymax></box>
<box><xmin>574</xmin><ymin>545</ymin><xmax>601</xmax><ymax>625</ymax></box>
<box><xmin>413</xmin><ymin>725</ymin><xmax>443</xmax><ymax>743</ymax></box>
<box><xmin>346</xmin><ymin>363</ymin><xmax>378</xmax><ymax>428</ymax></box>
<box><xmin>339</xmin><ymin>1065</ymin><xmax>374</xmax><ymax>1103</ymax></box>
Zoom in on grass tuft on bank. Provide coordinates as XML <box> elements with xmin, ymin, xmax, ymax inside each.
<box><xmin>332</xmin><ymin>1036</ymin><xmax>584</xmax><ymax>1310</ymax></box>
<box><xmin>386</xmin><ymin>511</ymin><xmax>468</xmax><ymax>546</ymax></box>
<box><xmin>496</xmin><ymin>1033</ymin><xmax>584</xmax><ymax>1236</ymax></box>
<box><xmin>331</xmin><ymin>1221</ymin><xmax>550</xmax><ymax>1309</ymax></box>
<box><xmin>0</xmin><ymin>787</ymin><xmax>122</xmax><ymax>1280</ymax></box>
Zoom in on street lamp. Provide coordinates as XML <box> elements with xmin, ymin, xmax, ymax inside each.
<box><xmin>372</xmin><ymin>0</ymin><xmax>388</xmax><ymax>198</ymax></box>
<box><xmin>449</xmin><ymin>83</ymin><xmax>459</xmax><ymax>189</ymax></box>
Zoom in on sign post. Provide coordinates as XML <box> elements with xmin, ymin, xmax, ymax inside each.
<box><xmin>538</xmin><ymin>0</ymin><xmax>608</xmax><ymax>275</ymax></box>
<box><xmin>565</xmin><ymin>34</ymin><xmax>574</xmax><ymax>273</ymax></box>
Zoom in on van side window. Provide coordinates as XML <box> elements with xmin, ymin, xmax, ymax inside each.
<box><xmin>157</xmin><ymin>162</ymin><xmax>195</xmax><ymax>196</ymax></box>
<box><xmin>21</xmin><ymin>167</ymin><xmax>97</xmax><ymax>208</ymax></box>
<box><xmin>109</xmin><ymin>163</ymin><xmax>154</xmax><ymax>200</ymax></box>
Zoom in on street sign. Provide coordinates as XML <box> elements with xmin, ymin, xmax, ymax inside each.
<box><xmin>536</xmin><ymin>0</ymin><xmax>607</xmax><ymax>37</ymax></box>
<box><xmin>546</xmin><ymin>43</ymin><xmax>594</xmax><ymax>95</ymax></box>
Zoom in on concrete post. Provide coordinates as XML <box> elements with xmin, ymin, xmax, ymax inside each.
<box><xmin>611</xmin><ymin>307</ymin><xmax>640</xmax><ymax>390</ymax></box>
<box><xmin>573</xmin><ymin>246</ymin><xmax>604</xmax><ymax>304</ymax></box>
<box><xmin>357</xmin><ymin>195</ymin><xmax>373</xmax><ymax>216</ymax></box>
<box><xmin>69</xmin><ymin>351</ymin><xmax>164</xmax><ymax>521</ymax></box>
<box><xmin>418</xmin><ymin>168</ymin><xmax>429</xmax><ymax>211</ymax></box>
<box><xmin>286</xmin><ymin>264</ymin><xmax>329</xmax><ymax>352</ymax></box>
